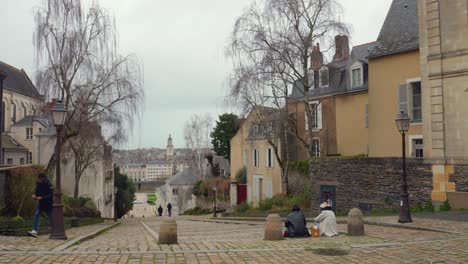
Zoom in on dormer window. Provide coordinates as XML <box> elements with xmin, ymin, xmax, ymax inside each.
<box><xmin>253</xmin><ymin>125</ymin><xmax>259</xmax><ymax>136</ymax></box>
<box><xmin>350</xmin><ymin>61</ymin><xmax>364</xmax><ymax>88</ymax></box>
<box><xmin>319</xmin><ymin>67</ymin><xmax>329</xmax><ymax>88</ymax></box>
<box><xmin>307</xmin><ymin>69</ymin><xmax>315</xmax><ymax>89</ymax></box>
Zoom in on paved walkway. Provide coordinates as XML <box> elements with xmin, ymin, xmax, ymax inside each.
<box><xmin>0</xmin><ymin>214</ymin><xmax>467</xmax><ymax>263</ymax></box>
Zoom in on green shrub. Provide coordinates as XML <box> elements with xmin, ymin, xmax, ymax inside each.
<box><xmin>423</xmin><ymin>199</ymin><xmax>434</xmax><ymax>212</ymax></box>
<box><xmin>258</xmin><ymin>199</ymin><xmax>273</xmax><ymax>211</ymax></box>
<box><xmin>235</xmin><ymin>202</ymin><xmax>252</xmax><ymax>213</ymax></box>
<box><xmin>410</xmin><ymin>202</ymin><xmax>424</xmax><ymax>212</ymax></box>
<box><xmin>10</xmin><ymin>216</ymin><xmax>25</xmax><ymax>222</ymax></box>
<box><xmin>7</xmin><ymin>166</ymin><xmax>45</xmax><ymax>217</ymax></box>
<box><xmin>235</xmin><ymin>167</ymin><xmax>247</xmax><ymax>184</ymax></box>
<box><xmin>289</xmin><ymin>161</ymin><xmax>309</xmax><ymax>175</ymax></box>
<box><xmin>83</xmin><ymin>200</ymin><xmax>97</xmax><ymax>211</ymax></box>
<box><xmin>439</xmin><ymin>200</ymin><xmax>451</xmax><ymax>211</ymax></box>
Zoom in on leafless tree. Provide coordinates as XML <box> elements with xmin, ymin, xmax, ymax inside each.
<box><xmin>228</xmin><ymin>0</ymin><xmax>347</xmax><ymax>161</ymax></box>
<box><xmin>33</xmin><ymin>0</ymin><xmax>144</xmax><ymax>183</ymax></box>
<box><xmin>183</xmin><ymin>114</ymin><xmax>213</xmax><ymax>177</ymax></box>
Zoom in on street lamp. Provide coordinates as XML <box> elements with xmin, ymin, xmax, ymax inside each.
<box><xmin>213</xmin><ymin>187</ymin><xmax>217</xmax><ymax>218</ymax></box>
<box><xmin>395</xmin><ymin>111</ymin><xmax>412</xmax><ymax>223</ymax></box>
<box><xmin>0</xmin><ymin>71</ymin><xmax>7</xmax><ymax>165</ymax></box>
<box><xmin>49</xmin><ymin>100</ymin><xmax>68</xmax><ymax>240</ymax></box>
<box><xmin>114</xmin><ymin>186</ymin><xmax>118</xmax><ymax>222</ymax></box>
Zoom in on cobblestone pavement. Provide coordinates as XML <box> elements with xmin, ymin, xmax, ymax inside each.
<box><xmin>0</xmin><ymin>216</ymin><xmax>467</xmax><ymax>263</ymax></box>
<box><xmin>0</xmin><ymin>221</ymin><xmax>114</xmax><ymax>251</ymax></box>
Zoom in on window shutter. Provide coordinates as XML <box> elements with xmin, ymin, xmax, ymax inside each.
<box><xmin>267</xmin><ymin>180</ymin><xmax>273</xmax><ymax>198</ymax></box>
<box><xmin>317</xmin><ymin>103</ymin><xmax>323</xmax><ymax>129</ymax></box>
<box><xmin>398</xmin><ymin>84</ymin><xmax>409</xmax><ymax>114</ymax></box>
<box><xmin>305</xmin><ymin>109</ymin><xmax>309</xmax><ymax>131</ymax></box>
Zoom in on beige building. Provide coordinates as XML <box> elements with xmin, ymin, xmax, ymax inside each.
<box><xmin>146</xmin><ymin>161</ymin><xmax>173</xmax><ymax>181</ymax></box>
<box><xmin>230</xmin><ymin>107</ymin><xmax>282</xmax><ymax>205</ymax></box>
<box><xmin>418</xmin><ymin>0</ymin><xmax>468</xmax><ymax>207</ymax></box>
<box><xmin>121</xmin><ymin>164</ymin><xmax>147</xmax><ymax>182</ymax></box>
<box><xmin>368</xmin><ymin>0</ymin><xmax>424</xmax><ymax>158</ymax></box>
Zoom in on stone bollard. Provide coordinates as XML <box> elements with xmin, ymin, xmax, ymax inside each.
<box><xmin>158</xmin><ymin>218</ymin><xmax>177</xmax><ymax>244</ymax></box>
<box><xmin>347</xmin><ymin>208</ymin><xmax>365</xmax><ymax>236</ymax></box>
<box><xmin>264</xmin><ymin>214</ymin><xmax>283</xmax><ymax>240</ymax></box>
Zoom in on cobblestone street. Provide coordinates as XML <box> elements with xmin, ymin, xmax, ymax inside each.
<box><xmin>0</xmin><ymin>214</ymin><xmax>467</xmax><ymax>263</ymax></box>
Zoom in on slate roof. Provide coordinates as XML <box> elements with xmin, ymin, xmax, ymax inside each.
<box><xmin>290</xmin><ymin>42</ymin><xmax>376</xmax><ymax>100</ymax></box>
<box><xmin>368</xmin><ymin>0</ymin><xmax>419</xmax><ymax>58</ymax></box>
<box><xmin>167</xmin><ymin>167</ymin><xmax>198</xmax><ymax>186</ymax></box>
<box><xmin>1</xmin><ymin>135</ymin><xmax>29</xmax><ymax>152</ymax></box>
<box><xmin>11</xmin><ymin>115</ymin><xmax>50</xmax><ymax>128</ymax></box>
<box><xmin>0</xmin><ymin>61</ymin><xmax>42</xmax><ymax>99</ymax></box>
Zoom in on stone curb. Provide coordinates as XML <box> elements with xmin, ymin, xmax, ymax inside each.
<box><xmin>140</xmin><ymin>221</ymin><xmax>159</xmax><ymax>241</ymax></box>
<box><xmin>213</xmin><ymin>217</ymin><xmax>457</xmax><ymax>234</ymax></box>
<box><xmin>51</xmin><ymin>221</ymin><xmax>121</xmax><ymax>251</ymax></box>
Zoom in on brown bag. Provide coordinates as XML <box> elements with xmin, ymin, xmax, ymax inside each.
<box><xmin>311</xmin><ymin>226</ymin><xmax>320</xmax><ymax>238</ymax></box>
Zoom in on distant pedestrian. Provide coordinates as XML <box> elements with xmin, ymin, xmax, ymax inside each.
<box><xmin>157</xmin><ymin>205</ymin><xmax>163</xmax><ymax>217</ymax></box>
<box><xmin>28</xmin><ymin>173</ymin><xmax>53</xmax><ymax>237</ymax></box>
<box><xmin>167</xmin><ymin>203</ymin><xmax>172</xmax><ymax>217</ymax></box>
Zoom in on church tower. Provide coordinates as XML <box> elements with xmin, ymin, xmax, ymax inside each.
<box><xmin>166</xmin><ymin>134</ymin><xmax>174</xmax><ymax>161</ymax></box>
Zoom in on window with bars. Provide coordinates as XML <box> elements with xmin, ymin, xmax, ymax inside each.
<box><xmin>412</xmin><ymin>138</ymin><xmax>424</xmax><ymax>158</ymax></box>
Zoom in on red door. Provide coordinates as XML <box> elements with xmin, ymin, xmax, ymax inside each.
<box><xmin>237</xmin><ymin>184</ymin><xmax>247</xmax><ymax>205</ymax></box>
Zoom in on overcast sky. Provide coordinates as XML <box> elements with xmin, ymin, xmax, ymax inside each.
<box><xmin>0</xmin><ymin>0</ymin><xmax>392</xmax><ymax>149</ymax></box>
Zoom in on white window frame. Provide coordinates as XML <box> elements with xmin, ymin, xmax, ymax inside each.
<box><xmin>408</xmin><ymin>135</ymin><xmax>424</xmax><ymax>158</ymax></box>
<box><xmin>253</xmin><ymin>175</ymin><xmax>264</xmax><ymax>201</ymax></box>
<box><xmin>312</xmin><ymin>138</ymin><xmax>321</xmax><ymax>157</ymax></box>
<box><xmin>265</xmin><ymin>147</ymin><xmax>274</xmax><ymax>168</ymax></box>
<box><xmin>305</xmin><ymin>101</ymin><xmax>322</xmax><ymax>131</ymax></box>
<box><xmin>401</xmin><ymin>77</ymin><xmax>423</xmax><ymax>124</ymax></box>
<box><xmin>27</xmin><ymin>152</ymin><xmax>32</xmax><ymax>164</ymax></box>
<box><xmin>308</xmin><ymin>69</ymin><xmax>315</xmax><ymax>90</ymax></box>
<box><xmin>350</xmin><ymin>61</ymin><xmax>364</xmax><ymax>88</ymax></box>
<box><xmin>253</xmin><ymin>149</ymin><xmax>259</xmax><ymax>167</ymax></box>
<box><xmin>26</xmin><ymin>127</ymin><xmax>33</xmax><ymax>140</ymax></box>
<box><xmin>319</xmin><ymin>66</ymin><xmax>329</xmax><ymax>88</ymax></box>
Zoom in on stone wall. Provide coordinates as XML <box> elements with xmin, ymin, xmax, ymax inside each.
<box><xmin>451</xmin><ymin>166</ymin><xmax>468</xmax><ymax>192</ymax></box>
<box><xmin>309</xmin><ymin>158</ymin><xmax>433</xmax><ymax>212</ymax></box>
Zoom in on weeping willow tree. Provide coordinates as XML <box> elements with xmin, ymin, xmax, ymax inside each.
<box><xmin>34</xmin><ymin>0</ymin><xmax>144</xmax><ymax>192</ymax></box>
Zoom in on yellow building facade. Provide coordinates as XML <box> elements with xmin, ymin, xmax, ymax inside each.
<box><xmin>230</xmin><ymin>108</ymin><xmax>282</xmax><ymax>206</ymax></box>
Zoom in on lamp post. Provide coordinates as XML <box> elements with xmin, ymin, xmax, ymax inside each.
<box><xmin>0</xmin><ymin>71</ymin><xmax>7</xmax><ymax>165</ymax></box>
<box><xmin>213</xmin><ymin>187</ymin><xmax>217</xmax><ymax>218</ymax></box>
<box><xmin>49</xmin><ymin>100</ymin><xmax>68</xmax><ymax>240</ymax></box>
<box><xmin>114</xmin><ymin>186</ymin><xmax>118</xmax><ymax>222</ymax></box>
<box><xmin>395</xmin><ymin>111</ymin><xmax>412</xmax><ymax>223</ymax></box>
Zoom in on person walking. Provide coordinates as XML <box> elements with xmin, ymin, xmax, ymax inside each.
<box><xmin>167</xmin><ymin>203</ymin><xmax>172</xmax><ymax>217</ymax></box>
<box><xmin>28</xmin><ymin>173</ymin><xmax>54</xmax><ymax>237</ymax></box>
<box><xmin>157</xmin><ymin>205</ymin><xmax>163</xmax><ymax>217</ymax></box>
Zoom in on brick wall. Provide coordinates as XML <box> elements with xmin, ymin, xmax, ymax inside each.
<box><xmin>309</xmin><ymin>158</ymin><xmax>433</xmax><ymax>212</ymax></box>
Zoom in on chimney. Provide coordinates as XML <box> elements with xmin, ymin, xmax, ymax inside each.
<box><xmin>311</xmin><ymin>43</ymin><xmax>323</xmax><ymax>71</ymax></box>
<box><xmin>333</xmin><ymin>35</ymin><xmax>350</xmax><ymax>61</ymax></box>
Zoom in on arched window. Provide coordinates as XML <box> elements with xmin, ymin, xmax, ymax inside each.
<box><xmin>22</xmin><ymin>104</ymin><xmax>27</xmax><ymax>118</ymax></box>
<box><xmin>1</xmin><ymin>102</ymin><xmax>5</xmax><ymax>133</ymax></box>
<box><xmin>319</xmin><ymin>66</ymin><xmax>329</xmax><ymax>88</ymax></box>
<box><xmin>11</xmin><ymin>103</ymin><xmax>16</xmax><ymax>124</ymax></box>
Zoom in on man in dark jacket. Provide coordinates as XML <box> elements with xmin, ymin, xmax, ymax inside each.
<box><xmin>167</xmin><ymin>203</ymin><xmax>172</xmax><ymax>217</ymax></box>
<box><xmin>28</xmin><ymin>173</ymin><xmax>53</xmax><ymax>237</ymax></box>
<box><xmin>157</xmin><ymin>205</ymin><xmax>163</xmax><ymax>216</ymax></box>
<box><xmin>285</xmin><ymin>205</ymin><xmax>310</xmax><ymax>238</ymax></box>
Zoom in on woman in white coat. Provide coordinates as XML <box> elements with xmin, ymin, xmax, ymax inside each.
<box><xmin>314</xmin><ymin>202</ymin><xmax>338</xmax><ymax>237</ymax></box>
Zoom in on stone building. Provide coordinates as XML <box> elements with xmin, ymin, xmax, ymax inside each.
<box><xmin>1</xmin><ymin>135</ymin><xmax>29</xmax><ymax>165</ymax></box>
<box><xmin>0</xmin><ymin>61</ymin><xmax>43</xmax><ymax>134</ymax></box>
<box><xmin>120</xmin><ymin>164</ymin><xmax>147</xmax><ymax>182</ymax></box>
<box><xmin>146</xmin><ymin>160</ymin><xmax>173</xmax><ymax>181</ymax></box>
<box><xmin>418</xmin><ymin>0</ymin><xmax>468</xmax><ymax>208</ymax></box>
